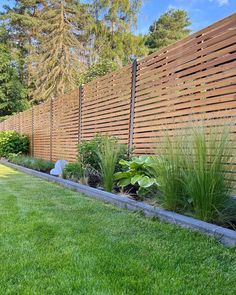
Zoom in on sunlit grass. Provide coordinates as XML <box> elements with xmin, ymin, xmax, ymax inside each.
<box><xmin>1</xmin><ymin>164</ymin><xmax>236</xmax><ymax>294</ymax></box>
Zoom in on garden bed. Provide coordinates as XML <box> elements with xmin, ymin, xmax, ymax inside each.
<box><xmin>1</xmin><ymin>159</ymin><xmax>236</xmax><ymax>247</ymax></box>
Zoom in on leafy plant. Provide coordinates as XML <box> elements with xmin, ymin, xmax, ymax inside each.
<box><xmin>78</xmin><ymin>59</ymin><xmax>118</xmax><ymax>84</ymax></box>
<box><xmin>77</xmin><ymin>134</ymin><xmax>129</xmax><ymax>173</ymax></box>
<box><xmin>0</xmin><ymin>27</ymin><xmax>29</xmax><ymax>117</ymax></box>
<box><xmin>183</xmin><ymin>126</ymin><xmax>236</xmax><ymax>223</ymax></box>
<box><xmin>96</xmin><ymin>135</ymin><xmax>123</xmax><ymax>192</ymax></box>
<box><xmin>114</xmin><ymin>156</ymin><xmax>158</xmax><ymax>195</ymax></box>
<box><xmin>0</xmin><ymin>131</ymin><xmax>29</xmax><ymax>157</ymax></box>
<box><xmin>77</xmin><ymin>134</ymin><xmax>103</xmax><ymax>171</ymax></box>
<box><xmin>8</xmin><ymin>154</ymin><xmax>54</xmax><ymax>173</ymax></box>
<box><xmin>153</xmin><ymin>135</ymin><xmax>187</xmax><ymax>212</ymax></box>
<box><xmin>84</xmin><ymin>166</ymin><xmax>101</xmax><ymax>188</ymax></box>
<box><xmin>62</xmin><ymin>163</ymin><xmax>84</xmax><ymax>182</ymax></box>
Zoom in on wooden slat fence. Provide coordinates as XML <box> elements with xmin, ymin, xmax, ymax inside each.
<box><xmin>81</xmin><ymin>65</ymin><xmax>132</xmax><ymax>145</ymax></box>
<box><xmin>134</xmin><ymin>14</ymin><xmax>236</xmax><ymax>154</ymax></box>
<box><xmin>52</xmin><ymin>89</ymin><xmax>80</xmax><ymax>162</ymax></box>
<box><xmin>0</xmin><ymin>13</ymin><xmax>235</xmax><ymax>162</ymax></box>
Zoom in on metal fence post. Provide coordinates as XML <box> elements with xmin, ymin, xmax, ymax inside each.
<box><xmin>50</xmin><ymin>97</ymin><xmax>53</xmax><ymax>161</ymax></box>
<box><xmin>79</xmin><ymin>85</ymin><xmax>83</xmax><ymax>144</ymax></box>
<box><xmin>129</xmin><ymin>59</ymin><xmax>137</xmax><ymax>155</ymax></box>
<box><xmin>32</xmin><ymin>108</ymin><xmax>34</xmax><ymax>157</ymax></box>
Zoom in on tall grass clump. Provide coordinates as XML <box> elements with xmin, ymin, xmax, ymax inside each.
<box><xmin>153</xmin><ymin>134</ymin><xmax>187</xmax><ymax>212</ymax></box>
<box><xmin>97</xmin><ymin>135</ymin><xmax>122</xmax><ymax>192</ymax></box>
<box><xmin>183</xmin><ymin>126</ymin><xmax>235</xmax><ymax>223</ymax></box>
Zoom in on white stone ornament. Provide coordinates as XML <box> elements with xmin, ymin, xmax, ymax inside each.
<box><xmin>50</xmin><ymin>160</ymin><xmax>68</xmax><ymax>176</ymax></box>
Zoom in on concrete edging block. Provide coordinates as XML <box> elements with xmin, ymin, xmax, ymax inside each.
<box><xmin>1</xmin><ymin>159</ymin><xmax>236</xmax><ymax>247</ymax></box>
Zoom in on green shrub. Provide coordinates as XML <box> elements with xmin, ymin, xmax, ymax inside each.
<box><xmin>183</xmin><ymin>126</ymin><xmax>235</xmax><ymax>223</ymax></box>
<box><xmin>152</xmin><ymin>126</ymin><xmax>236</xmax><ymax>224</ymax></box>
<box><xmin>62</xmin><ymin>163</ymin><xmax>84</xmax><ymax>182</ymax></box>
<box><xmin>153</xmin><ymin>135</ymin><xmax>187</xmax><ymax>212</ymax></box>
<box><xmin>96</xmin><ymin>135</ymin><xmax>123</xmax><ymax>192</ymax></box>
<box><xmin>8</xmin><ymin>154</ymin><xmax>54</xmax><ymax>173</ymax></box>
<box><xmin>0</xmin><ymin>131</ymin><xmax>29</xmax><ymax>157</ymax></box>
<box><xmin>77</xmin><ymin>134</ymin><xmax>102</xmax><ymax>171</ymax></box>
<box><xmin>77</xmin><ymin>134</ymin><xmax>128</xmax><ymax>172</ymax></box>
<box><xmin>114</xmin><ymin>156</ymin><xmax>158</xmax><ymax>196</ymax></box>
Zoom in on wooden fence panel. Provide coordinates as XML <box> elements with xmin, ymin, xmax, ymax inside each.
<box><xmin>4</xmin><ymin>117</ymin><xmax>15</xmax><ymax>133</ymax></box>
<box><xmin>0</xmin><ymin>121</ymin><xmax>4</xmax><ymax>131</ymax></box>
<box><xmin>33</xmin><ymin>101</ymin><xmax>51</xmax><ymax>160</ymax></box>
<box><xmin>133</xmin><ymin>13</ymin><xmax>236</xmax><ymax>154</ymax></box>
<box><xmin>20</xmin><ymin>109</ymin><xmax>33</xmax><ymax>155</ymax></box>
<box><xmin>52</xmin><ymin>90</ymin><xmax>80</xmax><ymax>162</ymax></box>
<box><xmin>81</xmin><ymin>65</ymin><xmax>132</xmax><ymax>145</ymax></box>
<box><xmin>0</xmin><ymin>14</ymin><xmax>235</xmax><ymax>162</ymax></box>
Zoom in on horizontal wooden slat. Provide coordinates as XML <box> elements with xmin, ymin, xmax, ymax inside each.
<box><xmin>0</xmin><ymin>13</ymin><xmax>235</xmax><ymax>168</ymax></box>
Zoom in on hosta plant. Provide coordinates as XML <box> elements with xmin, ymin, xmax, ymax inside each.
<box><xmin>114</xmin><ymin>156</ymin><xmax>158</xmax><ymax>195</ymax></box>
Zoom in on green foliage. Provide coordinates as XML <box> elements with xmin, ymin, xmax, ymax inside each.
<box><xmin>96</xmin><ymin>135</ymin><xmax>123</xmax><ymax>192</ymax></box>
<box><xmin>0</xmin><ymin>131</ymin><xmax>29</xmax><ymax>157</ymax></box>
<box><xmin>0</xmin><ymin>1</ymin><xmax>42</xmax><ymax>99</ymax></box>
<box><xmin>95</xmin><ymin>32</ymin><xmax>147</xmax><ymax>66</ymax></box>
<box><xmin>31</xmin><ymin>1</ymin><xmax>91</xmax><ymax>101</ymax></box>
<box><xmin>114</xmin><ymin>156</ymin><xmax>158</xmax><ymax>195</ymax></box>
<box><xmin>152</xmin><ymin>135</ymin><xmax>188</xmax><ymax>212</ymax></box>
<box><xmin>62</xmin><ymin>163</ymin><xmax>84</xmax><ymax>182</ymax></box>
<box><xmin>8</xmin><ymin>154</ymin><xmax>54</xmax><ymax>173</ymax></box>
<box><xmin>153</xmin><ymin>126</ymin><xmax>236</xmax><ymax>224</ymax></box>
<box><xmin>77</xmin><ymin>134</ymin><xmax>103</xmax><ymax>171</ymax></box>
<box><xmin>145</xmin><ymin>9</ymin><xmax>191</xmax><ymax>52</ymax></box>
<box><xmin>78</xmin><ymin>134</ymin><xmax>128</xmax><ymax>172</ymax></box>
<box><xmin>183</xmin><ymin>126</ymin><xmax>235</xmax><ymax>223</ymax></box>
<box><xmin>78</xmin><ymin>59</ymin><xmax>119</xmax><ymax>84</ymax></box>
<box><xmin>0</xmin><ymin>25</ymin><xmax>29</xmax><ymax>117</ymax></box>
<box><xmin>91</xmin><ymin>0</ymin><xmax>146</xmax><ymax>66</ymax></box>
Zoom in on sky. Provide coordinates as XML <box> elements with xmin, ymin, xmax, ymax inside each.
<box><xmin>137</xmin><ymin>0</ymin><xmax>236</xmax><ymax>34</ymax></box>
<box><xmin>0</xmin><ymin>0</ymin><xmax>235</xmax><ymax>35</ymax></box>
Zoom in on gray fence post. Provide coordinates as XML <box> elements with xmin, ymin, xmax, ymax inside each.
<box><xmin>79</xmin><ymin>85</ymin><xmax>84</xmax><ymax>144</ymax></box>
<box><xmin>129</xmin><ymin>59</ymin><xmax>137</xmax><ymax>155</ymax></box>
<box><xmin>50</xmin><ymin>97</ymin><xmax>53</xmax><ymax>161</ymax></box>
<box><xmin>32</xmin><ymin>108</ymin><xmax>34</xmax><ymax>157</ymax></box>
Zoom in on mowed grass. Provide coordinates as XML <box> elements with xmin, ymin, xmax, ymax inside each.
<box><xmin>0</xmin><ymin>165</ymin><xmax>236</xmax><ymax>295</ymax></box>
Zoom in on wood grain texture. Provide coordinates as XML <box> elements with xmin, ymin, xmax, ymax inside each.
<box><xmin>133</xmin><ymin>13</ymin><xmax>236</xmax><ymax>154</ymax></box>
<box><xmin>0</xmin><ymin>14</ymin><xmax>235</xmax><ymax>162</ymax></box>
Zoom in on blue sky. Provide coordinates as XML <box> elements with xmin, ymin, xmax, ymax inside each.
<box><xmin>0</xmin><ymin>0</ymin><xmax>235</xmax><ymax>34</ymax></box>
<box><xmin>137</xmin><ymin>0</ymin><xmax>236</xmax><ymax>34</ymax></box>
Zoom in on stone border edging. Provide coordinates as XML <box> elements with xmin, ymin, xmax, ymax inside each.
<box><xmin>1</xmin><ymin>159</ymin><xmax>236</xmax><ymax>247</ymax></box>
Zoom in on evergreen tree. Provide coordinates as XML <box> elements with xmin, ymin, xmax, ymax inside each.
<box><xmin>90</xmin><ymin>0</ymin><xmax>147</xmax><ymax>66</ymax></box>
<box><xmin>1</xmin><ymin>0</ymin><xmax>44</xmax><ymax>87</ymax></box>
<box><xmin>0</xmin><ymin>25</ymin><xmax>28</xmax><ymax>118</ymax></box>
<box><xmin>145</xmin><ymin>9</ymin><xmax>191</xmax><ymax>53</ymax></box>
<box><xmin>78</xmin><ymin>59</ymin><xmax>118</xmax><ymax>84</ymax></box>
<box><xmin>31</xmin><ymin>0</ymin><xmax>91</xmax><ymax>101</ymax></box>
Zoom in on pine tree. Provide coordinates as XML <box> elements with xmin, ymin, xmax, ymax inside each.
<box><xmin>145</xmin><ymin>9</ymin><xmax>191</xmax><ymax>53</ymax></box>
<box><xmin>1</xmin><ymin>0</ymin><xmax>44</xmax><ymax>88</ymax></box>
<box><xmin>90</xmin><ymin>0</ymin><xmax>146</xmax><ymax>66</ymax></box>
<box><xmin>0</xmin><ymin>25</ymin><xmax>28</xmax><ymax>118</ymax></box>
<box><xmin>31</xmin><ymin>0</ymin><xmax>91</xmax><ymax>101</ymax></box>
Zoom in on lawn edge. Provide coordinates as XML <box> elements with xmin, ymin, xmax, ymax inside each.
<box><xmin>1</xmin><ymin>159</ymin><xmax>236</xmax><ymax>247</ymax></box>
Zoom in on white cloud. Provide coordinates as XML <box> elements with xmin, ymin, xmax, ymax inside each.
<box><xmin>210</xmin><ymin>0</ymin><xmax>229</xmax><ymax>6</ymax></box>
<box><xmin>167</xmin><ymin>4</ymin><xmax>177</xmax><ymax>10</ymax></box>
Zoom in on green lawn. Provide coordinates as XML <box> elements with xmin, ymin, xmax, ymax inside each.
<box><xmin>0</xmin><ymin>164</ymin><xmax>236</xmax><ymax>295</ymax></box>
